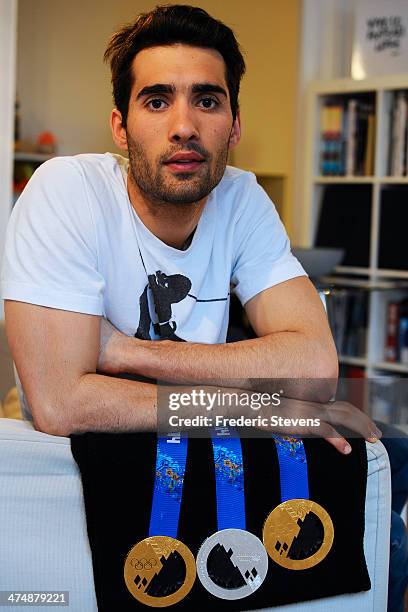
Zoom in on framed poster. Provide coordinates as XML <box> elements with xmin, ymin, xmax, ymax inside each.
<box><xmin>352</xmin><ymin>0</ymin><xmax>408</xmax><ymax>79</ymax></box>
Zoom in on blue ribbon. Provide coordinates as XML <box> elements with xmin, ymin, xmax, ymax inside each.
<box><xmin>211</xmin><ymin>428</ymin><xmax>246</xmax><ymax>531</ymax></box>
<box><xmin>149</xmin><ymin>434</ymin><xmax>188</xmax><ymax>538</ymax></box>
<box><xmin>272</xmin><ymin>435</ymin><xmax>309</xmax><ymax>502</ymax></box>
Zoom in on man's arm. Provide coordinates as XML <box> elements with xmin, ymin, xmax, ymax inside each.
<box><xmin>98</xmin><ymin>277</ymin><xmax>338</xmax><ymax>399</ymax></box>
<box><xmin>4</xmin><ymin>301</ymin><xmax>157</xmax><ymax>436</ymax></box>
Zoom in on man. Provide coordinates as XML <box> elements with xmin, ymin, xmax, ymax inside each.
<box><xmin>1</xmin><ymin>5</ymin><xmax>376</xmax><ymax>453</ymax></box>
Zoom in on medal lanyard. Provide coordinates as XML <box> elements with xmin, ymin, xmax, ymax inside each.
<box><xmin>149</xmin><ymin>435</ymin><xmax>188</xmax><ymax>538</ymax></box>
<box><xmin>272</xmin><ymin>435</ymin><xmax>309</xmax><ymax>501</ymax></box>
<box><xmin>263</xmin><ymin>435</ymin><xmax>334</xmax><ymax>570</ymax></box>
<box><xmin>211</xmin><ymin>428</ymin><xmax>246</xmax><ymax>531</ymax></box>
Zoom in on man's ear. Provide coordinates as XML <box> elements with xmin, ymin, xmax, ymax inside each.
<box><xmin>110</xmin><ymin>109</ymin><xmax>128</xmax><ymax>151</ymax></box>
<box><xmin>228</xmin><ymin>109</ymin><xmax>241</xmax><ymax>150</ymax></box>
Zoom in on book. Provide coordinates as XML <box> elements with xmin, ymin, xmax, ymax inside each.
<box><xmin>398</xmin><ymin>316</ymin><xmax>408</xmax><ymax>364</ymax></box>
<box><xmin>345</xmin><ymin>99</ymin><xmax>357</xmax><ymax>175</ymax></box>
<box><xmin>390</xmin><ymin>91</ymin><xmax>407</xmax><ymax>176</ymax></box>
<box><xmin>385</xmin><ymin>302</ymin><xmax>400</xmax><ymax>362</ymax></box>
<box><xmin>320</xmin><ymin>98</ymin><xmax>375</xmax><ymax>176</ymax></box>
<box><xmin>384</xmin><ymin>298</ymin><xmax>408</xmax><ymax>363</ymax></box>
<box><xmin>364</xmin><ymin>111</ymin><xmax>375</xmax><ymax>175</ymax></box>
<box><xmin>398</xmin><ymin>299</ymin><xmax>408</xmax><ymax>364</ymax></box>
<box><xmin>326</xmin><ymin>290</ymin><xmax>347</xmax><ymax>354</ymax></box>
<box><xmin>326</xmin><ymin>291</ymin><xmax>368</xmax><ymax>358</ymax></box>
<box><xmin>320</xmin><ymin>102</ymin><xmax>344</xmax><ymax>175</ymax></box>
<box><xmin>369</xmin><ymin>377</ymin><xmax>395</xmax><ymax>423</ymax></box>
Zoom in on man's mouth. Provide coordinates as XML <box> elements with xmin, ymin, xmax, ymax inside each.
<box><xmin>164</xmin><ymin>152</ymin><xmax>206</xmax><ymax>172</ymax></box>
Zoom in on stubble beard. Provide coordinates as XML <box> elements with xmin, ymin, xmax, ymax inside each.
<box><xmin>126</xmin><ymin>132</ymin><xmax>229</xmax><ymax>207</ymax></box>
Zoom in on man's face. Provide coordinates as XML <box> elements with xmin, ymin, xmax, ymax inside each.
<box><xmin>112</xmin><ymin>44</ymin><xmax>240</xmax><ymax>206</ymax></box>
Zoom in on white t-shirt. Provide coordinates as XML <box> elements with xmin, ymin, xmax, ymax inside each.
<box><xmin>1</xmin><ymin>153</ymin><xmax>306</xmax><ymax>412</ymax></box>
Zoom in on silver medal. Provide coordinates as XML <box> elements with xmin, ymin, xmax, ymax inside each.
<box><xmin>196</xmin><ymin>528</ymin><xmax>268</xmax><ymax>600</ymax></box>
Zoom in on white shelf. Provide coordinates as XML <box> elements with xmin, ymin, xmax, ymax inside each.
<box><xmin>313</xmin><ymin>176</ymin><xmax>375</xmax><ymax>184</ymax></box>
<box><xmin>338</xmin><ymin>355</ymin><xmax>368</xmax><ymax>367</ymax></box>
<box><xmin>310</xmin><ymin>74</ymin><xmax>408</xmax><ymax>96</ymax></box>
<box><xmin>334</xmin><ymin>266</ymin><xmax>372</xmax><ymax>276</ymax></box>
<box><xmin>319</xmin><ymin>276</ymin><xmax>408</xmax><ymax>290</ymax></box>
<box><xmin>332</xmin><ymin>267</ymin><xmax>408</xmax><ymax>280</ymax></box>
<box><xmin>370</xmin><ymin>361</ymin><xmax>408</xmax><ymax>374</ymax></box>
<box><xmin>375</xmin><ymin>269</ymin><xmax>408</xmax><ymax>279</ymax></box>
<box><xmin>379</xmin><ymin>177</ymin><xmax>408</xmax><ymax>184</ymax></box>
<box><xmin>313</xmin><ymin>176</ymin><xmax>408</xmax><ymax>184</ymax></box>
<box><xmin>339</xmin><ymin>356</ymin><xmax>408</xmax><ymax>373</ymax></box>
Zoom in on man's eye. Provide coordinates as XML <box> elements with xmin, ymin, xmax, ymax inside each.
<box><xmin>198</xmin><ymin>97</ymin><xmax>218</xmax><ymax>109</ymax></box>
<box><xmin>147</xmin><ymin>99</ymin><xmax>167</xmax><ymax>110</ymax></box>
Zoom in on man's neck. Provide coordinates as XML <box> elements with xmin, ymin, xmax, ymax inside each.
<box><xmin>127</xmin><ymin>172</ymin><xmax>207</xmax><ymax>250</ymax></box>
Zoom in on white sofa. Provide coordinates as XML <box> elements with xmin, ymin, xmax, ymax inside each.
<box><xmin>0</xmin><ymin>417</ymin><xmax>391</xmax><ymax>612</ymax></box>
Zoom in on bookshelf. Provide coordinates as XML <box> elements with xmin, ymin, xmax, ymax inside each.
<box><xmin>302</xmin><ymin>75</ymin><xmax>408</xmax><ymax>388</ymax></box>
<box><xmin>12</xmin><ymin>151</ymin><xmax>54</xmax><ymax>206</ymax></box>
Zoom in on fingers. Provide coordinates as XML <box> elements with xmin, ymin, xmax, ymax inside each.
<box><xmin>305</xmin><ymin>419</ymin><xmax>352</xmax><ymax>454</ymax></box>
<box><xmin>256</xmin><ymin>415</ymin><xmax>353</xmax><ymax>455</ymax></box>
<box><xmin>319</xmin><ymin>400</ymin><xmax>382</xmax><ymax>443</ymax></box>
<box><xmin>253</xmin><ymin>398</ymin><xmax>383</xmax><ymax>454</ymax></box>
<box><xmin>324</xmin><ymin>436</ymin><xmax>352</xmax><ymax>454</ymax></box>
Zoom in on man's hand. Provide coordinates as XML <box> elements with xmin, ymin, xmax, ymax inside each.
<box><xmin>254</xmin><ymin>397</ymin><xmax>383</xmax><ymax>454</ymax></box>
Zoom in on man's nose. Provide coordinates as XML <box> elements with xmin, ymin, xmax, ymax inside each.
<box><xmin>168</xmin><ymin>101</ymin><xmax>199</xmax><ymax>143</ymax></box>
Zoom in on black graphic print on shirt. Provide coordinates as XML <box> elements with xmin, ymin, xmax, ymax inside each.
<box><xmin>135</xmin><ymin>271</ymin><xmax>192</xmax><ymax>341</ymax></box>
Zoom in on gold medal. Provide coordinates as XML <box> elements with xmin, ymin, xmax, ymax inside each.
<box><xmin>262</xmin><ymin>498</ymin><xmax>334</xmax><ymax>570</ymax></box>
<box><xmin>124</xmin><ymin>535</ymin><xmax>196</xmax><ymax>607</ymax></box>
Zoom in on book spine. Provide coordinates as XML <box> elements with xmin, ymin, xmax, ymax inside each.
<box><xmin>398</xmin><ymin>316</ymin><xmax>408</xmax><ymax>364</ymax></box>
<box><xmin>404</xmin><ymin>95</ymin><xmax>408</xmax><ymax>176</ymax></box>
<box><xmin>355</xmin><ymin>102</ymin><xmax>369</xmax><ymax>176</ymax></box>
<box><xmin>334</xmin><ymin>105</ymin><xmax>344</xmax><ymax>175</ymax></box>
<box><xmin>320</xmin><ymin>103</ymin><xmax>329</xmax><ymax>175</ymax></box>
<box><xmin>397</xmin><ymin>93</ymin><xmax>406</xmax><ymax>176</ymax></box>
<box><xmin>346</xmin><ymin>99</ymin><xmax>357</xmax><ymax>175</ymax></box>
<box><xmin>391</xmin><ymin>92</ymin><xmax>406</xmax><ymax>177</ymax></box>
<box><xmin>364</xmin><ymin>111</ymin><xmax>375</xmax><ymax>176</ymax></box>
<box><xmin>385</xmin><ymin>302</ymin><xmax>400</xmax><ymax>362</ymax></box>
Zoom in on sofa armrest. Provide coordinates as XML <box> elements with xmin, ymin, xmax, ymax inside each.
<box><xmin>0</xmin><ymin>418</ymin><xmax>97</xmax><ymax>611</ymax></box>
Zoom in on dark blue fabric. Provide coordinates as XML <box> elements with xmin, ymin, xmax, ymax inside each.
<box><xmin>389</xmin><ymin>511</ymin><xmax>408</xmax><ymax>612</ymax></box>
<box><xmin>376</xmin><ymin>422</ymin><xmax>408</xmax><ymax>612</ymax></box>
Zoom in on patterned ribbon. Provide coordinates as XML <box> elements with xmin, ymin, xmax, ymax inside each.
<box><xmin>149</xmin><ymin>434</ymin><xmax>188</xmax><ymax>538</ymax></box>
<box><xmin>272</xmin><ymin>435</ymin><xmax>309</xmax><ymax>501</ymax></box>
<box><xmin>211</xmin><ymin>428</ymin><xmax>246</xmax><ymax>531</ymax></box>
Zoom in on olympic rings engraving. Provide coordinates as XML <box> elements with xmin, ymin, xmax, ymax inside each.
<box><xmin>130</xmin><ymin>557</ymin><xmax>158</xmax><ymax>570</ymax></box>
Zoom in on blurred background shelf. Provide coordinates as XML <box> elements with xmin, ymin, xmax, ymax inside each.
<box><xmin>14</xmin><ymin>151</ymin><xmax>53</xmax><ymax>163</ymax></box>
<box><xmin>302</xmin><ymin>75</ymin><xmax>408</xmax><ymax>387</ymax></box>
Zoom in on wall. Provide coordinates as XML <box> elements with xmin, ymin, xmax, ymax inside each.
<box><xmin>292</xmin><ymin>0</ymin><xmax>355</xmax><ymax>244</ymax></box>
<box><xmin>0</xmin><ymin>0</ymin><xmax>17</xmax><ymax>318</ymax></box>
<box><xmin>16</xmin><ymin>0</ymin><xmax>300</xmax><ymax>231</ymax></box>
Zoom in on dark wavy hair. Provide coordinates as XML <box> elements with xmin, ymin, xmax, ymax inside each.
<box><xmin>104</xmin><ymin>4</ymin><xmax>246</xmax><ymax>127</ymax></box>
